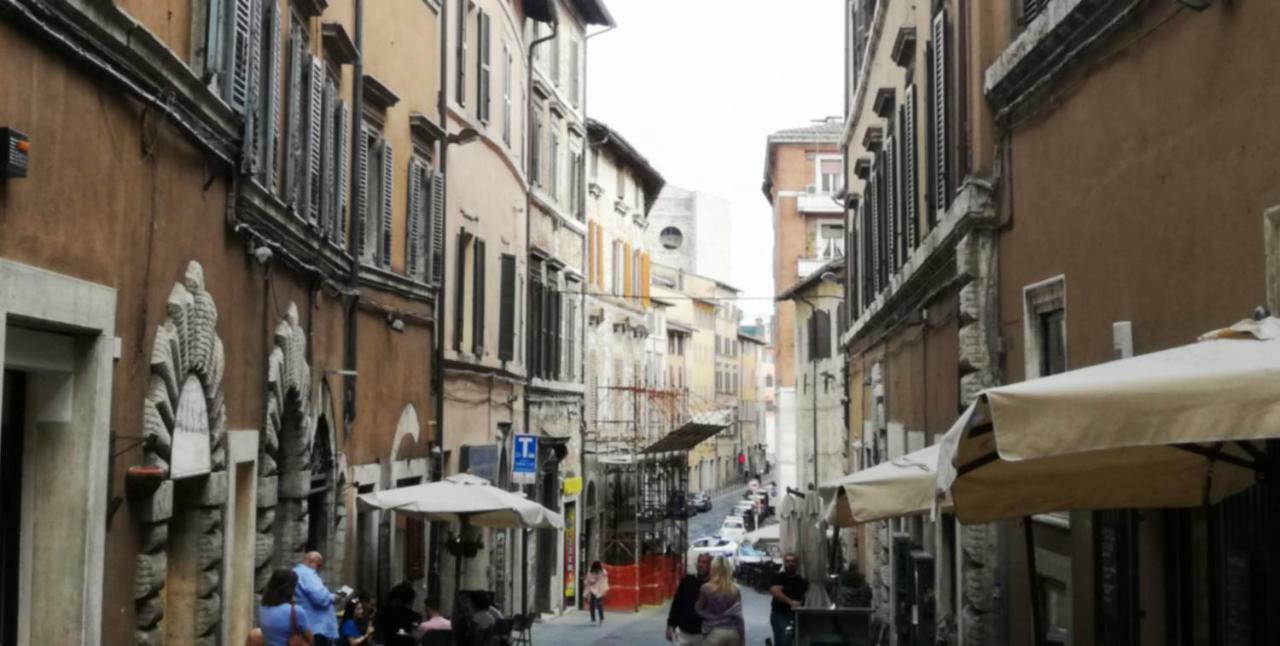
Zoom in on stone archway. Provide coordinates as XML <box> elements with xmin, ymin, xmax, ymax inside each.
<box><xmin>257</xmin><ymin>303</ymin><xmax>312</xmax><ymax>591</ymax></box>
<box><xmin>131</xmin><ymin>261</ymin><xmax>228</xmax><ymax>646</ymax></box>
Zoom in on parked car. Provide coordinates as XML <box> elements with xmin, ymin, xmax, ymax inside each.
<box><xmin>692</xmin><ymin>492</ymin><xmax>712</xmax><ymax>512</ymax></box>
<box><xmin>731</xmin><ymin>500</ymin><xmax>755</xmax><ymax>517</ymax></box>
<box><xmin>687</xmin><ymin>535</ymin><xmax>738</xmax><ymax>571</ymax></box>
<box><xmin>719</xmin><ymin>516</ymin><xmax>747</xmax><ymax>542</ymax></box>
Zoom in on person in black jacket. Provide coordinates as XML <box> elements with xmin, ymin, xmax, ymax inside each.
<box><xmin>667</xmin><ymin>553</ymin><xmax>713</xmax><ymax>644</ymax></box>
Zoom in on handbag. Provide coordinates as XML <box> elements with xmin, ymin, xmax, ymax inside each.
<box><xmin>289</xmin><ymin>604</ymin><xmax>313</xmax><ymax>646</ymax></box>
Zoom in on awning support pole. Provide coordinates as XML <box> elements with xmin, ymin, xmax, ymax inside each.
<box><xmin>1024</xmin><ymin>517</ymin><xmax>1046</xmax><ymax>646</ymax></box>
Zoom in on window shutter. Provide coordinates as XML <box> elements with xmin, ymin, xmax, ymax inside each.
<box><xmin>380</xmin><ymin>142</ymin><xmax>394</xmax><ymax>268</ymax></box>
<box><xmin>566</xmin><ymin>293</ymin><xmax>576</xmax><ymax>380</ymax></box>
<box><xmin>284</xmin><ymin>27</ymin><xmax>305</xmax><ymax>211</ymax></box>
<box><xmin>319</xmin><ymin>79</ymin><xmax>336</xmax><ymax>236</ymax></box>
<box><xmin>477</xmin><ymin>11</ymin><xmax>491</xmax><ymax>122</ymax></box>
<box><xmin>204</xmin><ymin>0</ymin><xmax>226</xmax><ymax>84</ymax></box>
<box><xmin>225</xmin><ymin>0</ymin><xmax>255</xmax><ymax>112</ymax></box>
<box><xmin>429</xmin><ymin>171</ymin><xmax>446</xmax><ymax>285</ymax></box>
<box><xmin>867</xmin><ymin>170</ymin><xmax>879</xmax><ymax>294</ymax></box>
<box><xmin>335</xmin><ymin>101</ymin><xmax>350</xmax><ymax>247</ymax></box>
<box><xmin>586</xmin><ymin>221</ymin><xmax>595</xmax><ymax>284</ymax></box>
<box><xmin>238</xmin><ymin>0</ymin><xmax>262</xmax><ymax>176</ymax></box>
<box><xmin>531</xmin><ymin>112</ymin><xmax>542</xmax><ymax>185</ymax></box>
<box><xmin>622</xmin><ymin>242</ymin><xmax>633</xmax><ymax>298</ymax></box>
<box><xmin>406</xmin><ymin>159</ymin><xmax>423</xmax><ymax>279</ymax></box>
<box><xmin>473</xmin><ymin>238</ymin><xmax>486</xmax><ymax>356</ymax></box>
<box><xmin>884</xmin><ymin>136</ymin><xmax>897</xmax><ymax>271</ymax></box>
<box><xmin>904</xmin><ymin>84</ymin><xmax>919</xmax><ymax>248</ymax></box>
<box><xmin>932</xmin><ymin>10</ymin><xmax>950</xmax><ymax>217</ymax></box>
<box><xmin>455</xmin><ymin>0</ymin><xmax>467</xmax><ymax>105</ymax></box>
<box><xmin>498</xmin><ymin>254</ymin><xmax>516</xmax><ymax>362</ymax></box>
<box><xmin>259</xmin><ymin>0</ymin><xmax>282</xmax><ymax>191</ymax></box>
<box><xmin>306</xmin><ymin>57</ymin><xmax>324</xmax><ymax>223</ymax></box>
<box><xmin>454</xmin><ymin>230</ymin><xmax>471</xmax><ymax>352</ymax></box>
<box><xmin>354</xmin><ymin>124</ymin><xmax>370</xmax><ymax>258</ymax></box>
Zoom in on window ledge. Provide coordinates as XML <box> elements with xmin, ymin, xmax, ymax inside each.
<box><xmin>842</xmin><ymin>178</ymin><xmax>995</xmax><ymax>348</ymax></box>
<box><xmin>985</xmin><ymin>0</ymin><xmax>1135</xmax><ymax>108</ymax></box>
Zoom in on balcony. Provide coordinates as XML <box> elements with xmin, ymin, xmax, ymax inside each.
<box><xmin>797</xmin><ymin>193</ymin><xmax>844</xmax><ymax>215</ymax></box>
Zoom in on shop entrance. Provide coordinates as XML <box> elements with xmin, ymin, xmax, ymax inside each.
<box><xmin>1</xmin><ymin>370</ymin><xmax>26</xmax><ymax>645</ymax></box>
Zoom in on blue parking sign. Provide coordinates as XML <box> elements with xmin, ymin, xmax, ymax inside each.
<box><xmin>513</xmin><ymin>434</ymin><xmax>538</xmax><ymax>485</ymax></box>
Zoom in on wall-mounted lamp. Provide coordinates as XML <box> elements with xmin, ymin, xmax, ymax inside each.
<box><xmin>386</xmin><ymin>313</ymin><xmax>406</xmax><ymax>332</ymax></box>
<box><xmin>446</xmin><ymin>127</ymin><xmax>481</xmax><ymax>146</ymax></box>
<box><xmin>819</xmin><ymin>271</ymin><xmax>843</xmax><ymax>285</ymax></box>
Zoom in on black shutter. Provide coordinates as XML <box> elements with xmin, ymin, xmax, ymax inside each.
<box><xmin>306</xmin><ymin>57</ymin><xmax>324</xmax><ymax>223</ymax></box>
<box><xmin>904</xmin><ymin>84</ymin><xmax>920</xmax><ymax>248</ymax></box>
<box><xmin>380</xmin><ymin>142</ymin><xmax>394</xmax><ymax>268</ymax></box>
<box><xmin>498</xmin><ymin>254</ymin><xmax>516</xmax><ymax>361</ymax></box>
<box><xmin>472</xmin><ymin>238</ymin><xmax>486</xmax><ymax>356</ymax></box>
<box><xmin>455</xmin><ymin>0</ymin><xmax>467</xmax><ymax>105</ymax></box>
<box><xmin>477</xmin><ymin>10</ymin><xmax>491</xmax><ymax>122</ymax></box>
<box><xmin>284</xmin><ymin>25</ymin><xmax>305</xmax><ymax>210</ymax></box>
<box><xmin>932</xmin><ymin>9</ymin><xmax>950</xmax><ymax>218</ymax></box>
<box><xmin>260</xmin><ymin>0</ymin><xmax>282</xmax><ymax>191</ymax></box>
<box><xmin>454</xmin><ymin>230</ymin><xmax>471</xmax><ymax>352</ymax></box>
<box><xmin>335</xmin><ymin>101</ymin><xmax>350</xmax><ymax>247</ymax></box>
<box><xmin>529</xmin><ymin>266</ymin><xmax>543</xmax><ymax>377</ymax></box>
<box><xmin>354</xmin><ymin>125</ymin><xmax>370</xmax><ymax>259</ymax></box>
<box><xmin>884</xmin><ymin>134</ymin><xmax>897</xmax><ymax>271</ymax></box>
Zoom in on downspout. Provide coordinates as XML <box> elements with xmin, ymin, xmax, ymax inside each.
<box><xmin>427</xmin><ymin>0</ymin><xmax>450</xmax><ymax>602</ymax></box>
<box><xmin>522</xmin><ymin>15</ymin><xmax>559</xmax><ymax>620</ymax></box>
<box><xmin>344</xmin><ymin>0</ymin><xmax>365</xmax><ymax>438</ymax></box>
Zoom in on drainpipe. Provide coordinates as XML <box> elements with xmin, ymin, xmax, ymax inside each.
<box><xmin>344</xmin><ymin>0</ymin><xmax>365</xmax><ymax>438</ymax></box>
<box><xmin>426</xmin><ymin>0</ymin><xmax>450</xmax><ymax>603</ymax></box>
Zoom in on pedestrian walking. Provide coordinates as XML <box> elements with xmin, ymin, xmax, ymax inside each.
<box><xmin>294</xmin><ymin>551</ymin><xmax>343</xmax><ymax>645</ymax></box>
<box><xmin>768</xmin><ymin>553</ymin><xmax>809</xmax><ymax>646</ymax></box>
<box><xmin>585</xmin><ymin>560</ymin><xmax>610</xmax><ymax>624</ymax></box>
<box><xmin>694</xmin><ymin>556</ymin><xmax>745</xmax><ymax>646</ymax></box>
<box><xmin>339</xmin><ymin>596</ymin><xmax>374</xmax><ymax>645</ymax></box>
<box><xmin>253</xmin><ymin>568</ymin><xmax>314</xmax><ymax>646</ymax></box>
<box><xmin>666</xmin><ymin>553</ymin><xmax>712</xmax><ymax>644</ymax></box>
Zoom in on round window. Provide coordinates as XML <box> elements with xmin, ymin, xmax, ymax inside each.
<box><xmin>660</xmin><ymin>226</ymin><xmax>684</xmax><ymax>250</ymax></box>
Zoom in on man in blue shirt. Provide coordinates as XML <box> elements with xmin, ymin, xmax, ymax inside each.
<box><xmin>294</xmin><ymin>551</ymin><xmax>341</xmax><ymax>645</ymax></box>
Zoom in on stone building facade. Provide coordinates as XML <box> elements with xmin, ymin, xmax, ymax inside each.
<box><xmin>0</xmin><ymin>0</ymin><xmax>448</xmax><ymax>643</ymax></box>
<box><xmin>839</xmin><ymin>0</ymin><xmax>1280</xmax><ymax>644</ymax></box>
<box><xmin>647</xmin><ymin>185</ymin><xmax>734</xmax><ymax>286</ymax></box>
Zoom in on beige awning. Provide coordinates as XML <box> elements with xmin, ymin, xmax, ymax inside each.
<box><xmin>819</xmin><ymin>444</ymin><xmax>952</xmax><ymax>526</ymax></box>
<box><xmin>936</xmin><ymin>318</ymin><xmax>1280</xmax><ymax>524</ymax></box>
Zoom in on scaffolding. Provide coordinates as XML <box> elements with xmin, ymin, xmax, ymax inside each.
<box><xmin>586</xmin><ymin>381</ymin><xmax>732</xmax><ymax>610</ymax></box>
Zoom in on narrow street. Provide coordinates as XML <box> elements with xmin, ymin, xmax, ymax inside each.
<box><xmin>534</xmin><ymin>484</ymin><xmax>777</xmax><ymax>645</ymax></box>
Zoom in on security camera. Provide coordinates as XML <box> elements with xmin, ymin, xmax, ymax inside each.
<box><xmin>390</xmin><ymin>318</ymin><xmax>406</xmax><ymax>332</ymax></box>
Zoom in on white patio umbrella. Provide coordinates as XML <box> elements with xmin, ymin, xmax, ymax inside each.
<box><xmin>799</xmin><ymin>491</ymin><xmax>831</xmax><ymax>607</ymax></box>
<box><xmin>778</xmin><ymin>493</ymin><xmax>804</xmax><ymax>556</ymax></box>
<box><xmin>819</xmin><ymin>444</ymin><xmax>952</xmax><ymax>527</ymax></box>
<box><xmin>358</xmin><ymin>472</ymin><xmax>564</xmax><ymax>529</ymax></box>
<box><xmin>358</xmin><ymin>473</ymin><xmax>564</xmax><ymax>613</ymax></box>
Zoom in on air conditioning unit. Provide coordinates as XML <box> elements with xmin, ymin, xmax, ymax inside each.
<box><xmin>805</xmin><ymin>185</ymin><xmax>817</xmax><ymax>194</ymax></box>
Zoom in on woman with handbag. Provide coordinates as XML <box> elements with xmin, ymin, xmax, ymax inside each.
<box><xmin>255</xmin><ymin>568</ymin><xmax>315</xmax><ymax>646</ymax></box>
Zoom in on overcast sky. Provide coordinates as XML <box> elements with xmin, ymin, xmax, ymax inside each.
<box><xmin>587</xmin><ymin>0</ymin><xmax>845</xmax><ymax>321</ymax></box>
